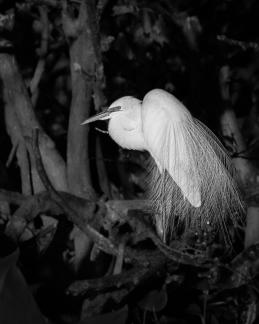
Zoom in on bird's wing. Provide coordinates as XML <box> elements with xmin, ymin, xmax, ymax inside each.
<box><xmin>142</xmin><ymin>90</ymin><xmax>201</xmax><ymax>207</ymax></box>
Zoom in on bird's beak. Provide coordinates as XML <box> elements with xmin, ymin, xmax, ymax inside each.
<box><xmin>81</xmin><ymin>106</ymin><xmax>122</xmax><ymax>125</ymax></box>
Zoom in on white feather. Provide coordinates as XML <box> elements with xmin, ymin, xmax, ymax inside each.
<box><xmin>83</xmin><ymin>89</ymin><xmax>244</xmax><ymax>242</ymax></box>
<box><xmin>142</xmin><ymin>89</ymin><xmax>201</xmax><ymax>208</ymax></box>
<box><xmin>141</xmin><ymin>90</ymin><xmax>243</xmax><ymax>241</ymax></box>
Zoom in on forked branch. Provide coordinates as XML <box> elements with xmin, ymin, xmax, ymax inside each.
<box><xmin>32</xmin><ymin>128</ymin><xmax>119</xmax><ymax>257</ymax></box>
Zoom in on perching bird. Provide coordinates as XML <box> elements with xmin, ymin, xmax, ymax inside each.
<box><xmin>82</xmin><ymin>89</ymin><xmax>244</xmax><ymax>242</ymax></box>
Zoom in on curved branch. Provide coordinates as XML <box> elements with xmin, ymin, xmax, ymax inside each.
<box><xmin>32</xmin><ymin>128</ymin><xmax>119</xmax><ymax>257</ymax></box>
<box><xmin>0</xmin><ymin>53</ymin><xmax>68</xmax><ymax>193</ymax></box>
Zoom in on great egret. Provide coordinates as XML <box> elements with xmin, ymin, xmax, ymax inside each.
<box><xmin>82</xmin><ymin>89</ymin><xmax>244</xmax><ymax>242</ymax></box>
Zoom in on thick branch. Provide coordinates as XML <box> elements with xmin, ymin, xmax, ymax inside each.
<box><xmin>0</xmin><ymin>53</ymin><xmax>68</xmax><ymax>193</ymax></box>
<box><xmin>62</xmin><ymin>0</ymin><xmax>105</xmax><ymax>199</ymax></box>
<box><xmin>4</xmin><ymin>189</ymin><xmax>96</xmax><ymax>241</ymax></box>
<box><xmin>67</xmin><ymin>251</ymin><xmax>170</xmax><ymax>296</ymax></box>
<box><xmin>32</xmin><ymin>128</ymin><xmax>119</xmax><ymax>257</ymax></box>
<box><xmin>62</xmin><ymin>1</ymin><xmax>94</xmax><ymax>199</ymax></box>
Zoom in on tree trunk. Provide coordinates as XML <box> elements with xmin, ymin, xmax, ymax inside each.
<box><xmin>62</xmin><ymin>0</ymin><xmax>105</xmax><ymax>199</ymax></box>
<box><xmin>62</xmin><ymin>0</ymin><xmax>106</xmax><ymax>272</ymax></box>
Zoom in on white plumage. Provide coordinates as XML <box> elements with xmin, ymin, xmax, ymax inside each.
<box><xmin>82</xmin><ymin>89</ymin><xmax>244</xmax><ymax>242</ymax></box>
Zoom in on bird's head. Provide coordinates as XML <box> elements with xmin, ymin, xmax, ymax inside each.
<box><xmin>81</xmin><ymin>96</ymin><xmax>146</xmax><ymax>150</ymax></box>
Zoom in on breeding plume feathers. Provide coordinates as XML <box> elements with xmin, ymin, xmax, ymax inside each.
<box><xmin>82</xmin><ymin>89</ymin><xmax>244</xmax><ymax>243</ymax></box>
<box><xmin>146</xmin><ymin>117</ymin><xmax>244</xmax><ymax>242</ymax></box>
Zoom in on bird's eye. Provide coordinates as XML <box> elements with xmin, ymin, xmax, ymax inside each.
<box><xmin>108</xmin><ymin>106</ymin><xmax>122</xmax><ymax>113</ymax></box>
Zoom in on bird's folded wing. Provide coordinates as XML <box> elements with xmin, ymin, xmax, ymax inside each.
<box><xmin>142</xmin><ymin>102</ymin><xmax>201</xmax><ymax>208</ymax></box>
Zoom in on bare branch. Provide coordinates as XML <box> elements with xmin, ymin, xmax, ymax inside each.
<box><xmin>32</xmin><ymin>128</ymin><xmax>119</xmax><ymax>257</ymax></box>
<box><xmin>30</xmin><ymin>6</ymin><xmax>49</xmax><ymax>105</ymax></box>
<box><xmin>62</xmin><ymin>0</ymin><xmax>97</xmax><ymax>199</ymax></box>
<box><xmin>217</xmin><ymin>35</ymin><xmax>259</xmax><ymax>51</ymax></box>
<box><xmin>0</xmin><ymin>53</ymin><xmax>68</xmax><ymax>193</ymax></box>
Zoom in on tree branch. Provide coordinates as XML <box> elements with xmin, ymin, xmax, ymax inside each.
<box><xmin>30</xmin><ymin>6</ymin><xmax>49</xmax><ymax>106</ymax></box>
<box><xmin>0</xmin><ymin>53</ymin><xmax>68</xmax><ymax>193</ymax></box>
<box><xmin>32</xmin><ymin>128</ymin><xmax>119</xmax><ymax>257</ymax></box>
<box><xmin>62</xmin><ymin>0</ymin><xmax>105</xmax><ymax>199</ymax></box>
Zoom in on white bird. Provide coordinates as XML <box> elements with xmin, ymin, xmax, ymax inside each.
<box><xmin>82</xmin><ymin>89</ymin><xmax>244</xmax><ymax>242</ymax></box>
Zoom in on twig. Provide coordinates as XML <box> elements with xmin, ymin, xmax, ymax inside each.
<box><xmin>6</xmin><ymin>141</ymin><xmax>18</xmax><ymax>167</ymax></box>
<box><xmin>30</xmin><ymin>6</ymin><xmax>49</xmax><ymax>104</ymax></box>
<box><xmin>32</xmin><ymin>127</ymin><xmax>119</xmax><ymax>257</ymax></box>
<box><xmin>217</xmin><ymin>35</ymin><xmax>259</xmax><ymax>51</ymax></box>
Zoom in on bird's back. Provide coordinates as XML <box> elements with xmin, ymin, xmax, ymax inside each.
<box><xmin>141</xmin><ymin>89</ymin><xmax>201</xmax><ymax>210</ymax></box>
<box><xmin>142</xmin><ymin>89</ymin><xmax>191</xmax><ymax>123</ymax></box>
<box><xmin>140</xmin><ymin>89</ymin><xmax>244</xmax><ymax>242</ymax></box>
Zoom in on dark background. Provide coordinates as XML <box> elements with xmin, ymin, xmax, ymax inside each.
<box><xmin>0</xmin><ymin>0</ymin><xmax>259</xmax><ymax>323</ymax></box>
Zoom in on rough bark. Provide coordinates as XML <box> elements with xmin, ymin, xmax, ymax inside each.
<box><xmin>62</xmin><ymin>0</ymin><xmax>105</xmax><ymax>199</ymax></box>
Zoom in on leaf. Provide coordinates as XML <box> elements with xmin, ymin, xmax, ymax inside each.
<box><xmin>0</xmin><ymin>248</ymin><xmax>46</xmax><ymax>324</ymax></box>
<box><xmin>138</xmin><ymin>287</ymin><xmax>168</xmax><ymax>312</ymax></box>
